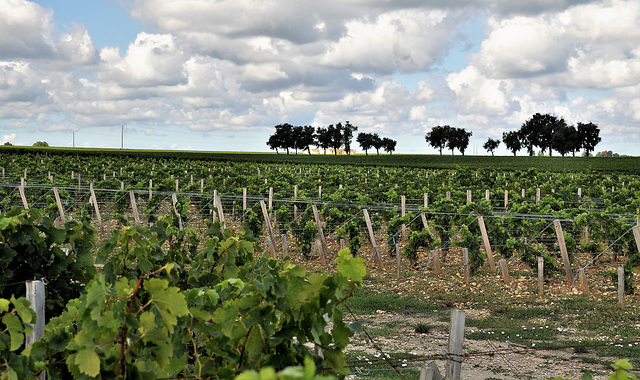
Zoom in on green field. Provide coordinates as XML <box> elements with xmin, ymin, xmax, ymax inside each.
<box><xmin>2</xmin><ymin>145</ymin><xmax>638</xmax><ymax>173</ymax></box>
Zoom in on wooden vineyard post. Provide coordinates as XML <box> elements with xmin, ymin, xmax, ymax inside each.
<box><xmin>25</xmin><ymin>280</ymin><xmax>45</xmax><ymax>349</ymax></box>
<box><xmin>268</xmin><ymin>187</ymin><xmax>273</xmax><ymax>210</ymax></box>
<box><xmin>190</xmin><ymin>174</ymin><xmax>193</xmax><ymax>185</ymax></box>
<box><xmin>419</xmin><ymin>361</ymin><xmax>442</xmax><ymax>380</ymax></box>
<box><xmin>259</xmin><ymin>200</ymin><xmax>277</xmax><ymax>258</ymax></box>
<box><xmin>89</xmin><ymin>183</ymin><xmax>103</xmax><ymax>232</ymax></box>
<box><xmin>538</xmin><ymin>256</ymin><xmax>544</xmax><ymax>296</ymax></box>
<box><xmin>618</xmin><ymin>265</ymin><xmax>625</xmax><ymax>308</ymax></box>
<box><xmin>318</xmin><ymin>185</ymin><xmax>322</xmax><ymax>199</ymax></box>
<box><xmin>401</xmin><ymin>195</ymin><xmax>406</xmax><ymax>242</ymax></box>
<box><xmin>421</xmin><ymin>213</ymin><xmax>429</xmax><ymax>230</ymax></box>
<box><xmin>293</xmin><ymin>185</ymin><xmax>298</xmax><ymax>220</ymax></box>
<box><xmin>200</xmin><ymin>178</ymin><xmax>204</xmax><ymax>193</ymax></box>
<box><xmin>446</xmin><ymin>310</ymin><xmax>466</xmax><ymax>380</ymax></box>
<box><xmin>466</xmin><ymin>190</ymin><xmax>472</xmax><ymax>204</ymax></box>
<box><xmin>396</xmin><ymin>244</ymin><xmax>401</xmax><ymax>279</ymax></box>
<box><xmin>632</xmin><ymin>226</ymin><xmax>640</xmax><ymax>254</ymax></box>
<box><xmin>78</xmin><ymin>173</ymin><xmax>81</xmax><ymax>191</ymax></box>
<box><xmin>215</xmin><ymin>194</ymin><xmax>226</xmax><ymax>229</ymax></box>
<box><xmin>282</xmin><ymin>234</ymin><xmax>288</xmax><ymax>256</ymax></box>
<box><xmin>432</xmin><ymin>251</ymin><xmax>442</xmax><ymax>275</ymax></box>
<box><xmin>485</xmin><ymin>189</ymin><xmax>490</xmax><ymax>201</ymax></box>
<box><xmin>446</xmin><ymin>191</ymin><xmax>451</xmax><ymax>200</ymax></box>
<box><xmin>477</xmin><ymin>216</ymin><xmax>496</xmax><ymax>272</ymax></box>
<box><xmin>363</xmin><ymin>209</ymin><xmax>384</xmax><ymax>269</ymax></box>
<box><xmin>499</xmin><ymin>259</ymin><xmax>510</xmax><ymax>285</ymax></box>
<box><xmin>311</xmin><ymin>205</ymin><xmax>328</xmax><ymax>263</ymax></box>
<box><xmin>423</xmin><ymin>193</ymin><xmax>428</xmax><ymax>208</ymax></box>
<box><xmin>504</xmin><ymin>190</ymin><xmax>508</xmax><ymax>209</ymax></box>
<box><xmin>554</xmin><ymin>220</ymin><xmax>573</xmax><ymax>284</ymax></box>
<box><xmin>149</xmin><ymin>179</ymin><xmax>153</xmax><ymax>200</ymax></box>
<box><xmin>52</xmin><ymin>187</ymin><xmax>66</xmax><ymax>224</ymax></box>
<box><xmin>171</xmin><ymin>193</ymin><xmax>183</xmax><ymax>231</ymax></box>
<box><xmin>578</xmin><ymin>269</ymin><xmax>589</xmax><ymax>294</ymax></box>
<box><xmin>19</xmin><ymin>178</ymin><xmax>29</xmax><ymax>209</ymax></box>
<box><xmin>242</xmin><ymin>188</ymin><xmax>247</xmax><ymax>211</ymax></box>
<box><xmin>462</xmin><ymin>248</ymin><xmax>470</xmax><ymax>287</ymax></box>
<box><xmin>536</xmin><ymin>187</ymin><xmax>541</xmax><ymax>205</ymax></box>
<box><xmin>175</xmin><ymin>179</ymin><xmax>179</xmax><ymax>192</ymax></box>
<box><xmin>130</xmin><ymin>191</ymin><xmax>141</xmax><ymax>226</ymax></box>
<box><xmin>120</xmin><ymin>181</ymin><xmax>124</xmax><ymax>191</ymax></box>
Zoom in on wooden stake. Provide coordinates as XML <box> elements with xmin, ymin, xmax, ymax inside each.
<box><xmin>268</xmin><ymin>187</ymin><xmax>273</xmax><ymax>210</ymax></box>
<box><xmin>446</xmin><ymin>191</ymin><xmax>451</xmax><ymax>200</ymax></box>
<box><xmin>504</xmin><ymin>190</ymin><xmax>508</xmax><ymax>208</ymax></box>
<box><xmin>19</xmin><ymin>178</ymin><xmax>29</xmax><ymax>209</ymax></box>
<box><xmin>215</xmin><ymin>194</ymin><xmax>226</xmax><ymax>229</ymax></box>
<box><xmin>433</xmin><ymin>251</ymin><xmax>442</xmax><ymax>275</ymax></box>
<box><xmin>485</xmin><ymin>189</ymin><xmax>490</xmax><ymax>201</ymax></box>
<box><xmin>149</xmin><ymin>179</ymin><xmax>153</xmax><ymax>200</ymax></box>
<box><xmin>175</xmin><ymin>179</ymin><xmax>179</xmax><ymax>192</ymax></box>
<box><xmin>618</xmin><ymin>265</ymin><xmax>625</xmax><ymax>308</ymax></box>
<box><xmin>363</xmin><ymin>209</ymin><xmax>384</xmax><ymax>269</ymax></box>
<box><xmin>171</xmin><ymin>193</ymin><xmax>183</xmax><ymax>231</ymax></box>
<box><xmin>578</xmin><ymin>269</ymin><xmax>589</xmax><ymax>294</ymax></box>
<box><xmin>446</xmin><ymin>310</ymin><xmax>466</xmax><ymax>380</ymax></box>
<box><xmin>466</xmin><ymin>190</ymin><xmax>472</xmax><ymax>204</ymax></box>
<box><xmin>52</xmin><ymin>187</ymin><xmax>65</xmax><ymax>224</ymax></box>
<box><xmin>396</xmin><ymin>244</ymin><xmax>401</xmax><ymax>279</ymax></box>
<box><xmin>25</xmin><ymin>281</ymin><xmax>45</xmax><ymax>349</ymax></box>
<box><xmin>401</xmin><ymin>195</ymin><xmax>406</xmax><ymax>242</ymax></box>
<box><xmin>632</xmin><ymin>226</ymin><xmax>640</xmax><ymax>254</ymax></box>
<box><xmin>259</xmin><ymin>200</ymin><xmax>277</xmax><ymax>258</ymax></box>
<box><xmin>423</xmin><ymin>193</ymin><xmax>428</xmax><ymax>208</ymax></box>
<box><xmin>312</xmin><ymin>205</ymin><xmax>328</xmax><ymax>263</ymax></box>
<box><xmin>130</xmin><ymin>191</ymin><xmax>141</xmax><ymax>226</ymax></box>
<box><xmin>553</xmin><ymin>220</ymin><xmax>573</xmax><ymax>283</ymax></box>
<box><xmin>242</xmin><ymin>188</ymin><xmax>247</xmax><ymax>210</ymax></box>
<box><xmin>463</xmin><ymin>248</ymin><xmax>470</xmax><ymax>287</ymax></box>
<box><xmin>499</xmin><ymin>259</ymin><xmax>510</xmax><ymax>285</ymax></box>
<box><xmin>282</xmin><ymin>234</ymin><xmax>288</xmax><ymax>256</ymax></box>
<box><xmin>477</xmin><ymin>216</ymin><xmax>496</xmax><ymax>272</ymax></box>
<box><xmin>89</xmin><ymin>183</ymin><xmax>103</xmax><ymax>232</ymax></box>
<box><xmin>536</xmin><ymin>187</ymin><xmax>541</xmax><ymax>205</ymax></box>
<box><xmin>537</xmin><ymin>256</ymin><xmax>544</xmax><ymax>296</ymax></box>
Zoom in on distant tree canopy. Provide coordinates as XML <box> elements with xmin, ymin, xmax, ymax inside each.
<box><xmin>32</xmin><ymin>141</ymin><xmax>49</xmax><ymax>147</ymax></box>
<box><xmin>266</xmin><ymin>122</ymin><xmax>359</xmax><ymax>155</ymax></box>
<box><xmin>425</xmin><ymin>125</ymin><xmax>472</xmax><ymax>155</ymax></box>
<box><xmin>483</xmin><ymin>138</ymin><xmax>500</xmax><ymax>156</ymax></box>
<box><xmin>355</xmin><ymin>133</ymin><xmax>397</xmax><ymax>155</ymax></box>
<box><xmin>504</xmin><ymin>113</ymin><xmax>601</xmax><ymax>157</ymax></box>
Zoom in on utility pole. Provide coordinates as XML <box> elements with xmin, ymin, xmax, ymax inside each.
<box><xmin>70</xmin><ymin>128</ymin><xmax>78</xmax><ymax>148</ymax></box>
<box><xmin>121</xmin><ymin>122</ymin><xmax>125</xmax><ymax>149</ymax></box>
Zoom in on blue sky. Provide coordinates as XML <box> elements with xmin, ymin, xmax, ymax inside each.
<box><xmin>1</xmin><ymin>0</ymin><xmax>639</xmax><ymax>155</ymax></box>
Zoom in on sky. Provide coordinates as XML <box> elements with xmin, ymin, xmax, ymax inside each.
<box><xmin>1</xmin><ymin>0</ymin><xmax>639</xmax><ymax>156</ymax></box>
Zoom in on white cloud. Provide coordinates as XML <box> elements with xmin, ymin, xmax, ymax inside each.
<box><xmin>0</xmin><ymin>0</ymin><xmax>55</xmax><ymax>59</ymax></box>
<box><xmin>1</xmin><ymin>132</ymin><xmax>17</xmax><ymax>144</ymax></box>
<box><xmin>98</xmin><ymin>33</ymin><xmax>189</xmax><ymax>87</ymax></box>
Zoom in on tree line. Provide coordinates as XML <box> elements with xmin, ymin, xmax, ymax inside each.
<box><xmin>269</xmin><ymin>113</ymin><xmax>602</xmax><ymax>157</ymax></box>
<box><xmin>266</xmin><ymin>122</ymin><xmax>397</xmax><ymax>155</ymax></box>
<box><xmin>426</xmin><ymin>113</ymin><xmax>601</xmax><ymax>157</ymax></box>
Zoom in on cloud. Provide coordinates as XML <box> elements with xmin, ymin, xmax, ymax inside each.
<box><xmin>1</xmin><ymin>132</ymin><xmax>17</xmax><ymax>144</ymax></box>
<box><xmin>0</xmin><ymin>0</ymin><xmax>56</xmax><ymax>59</ymax></box>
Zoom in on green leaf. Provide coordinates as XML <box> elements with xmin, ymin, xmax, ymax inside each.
<box><xmin>612</xmin><ymin>359</ymin><xmax>633</xmax><ymax>371</ymax></box>
<box><xmin>76</xmin><ymin>348</ymin><xmax>100</xmax><ymax>377</ymax></box>
<box><xmin>335</xmin><ymin>249</ymin><xmax>366</xmax><ymax>283</ymax></box>
<box><xmin>0</xmin><ymin>299</ymin><xmax>10</xmax><ymax>313</ymax></box>
<box><xmin>144</xmin><ymin>278</ymin><xmax>188</xmax><ymax>331</ymax></box>
<box><xmin>10</xmin><ymin>297</ymin><xmax>33</xmax><ymax>324</ymax></box>
<box><xmin>2</xmin><ymin>314</ymin><xmax>24</xmax><ymax>351</ymax></box>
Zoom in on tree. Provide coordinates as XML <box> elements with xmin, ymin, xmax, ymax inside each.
<box><xmin>371</xmin><ymin>133</ymin><xmax>383</xmax><ymax>155</ymax></box>
<box><xmin>381</xmin><ymin>137</ymin><xmax>397</xmax><ymax>155</ymax></box>
<box><xmin>551</xmin><ymin>124</ymin><xmax>578</xmax><ymax>157</ymax></box>
<box><xmin>577</xmin><ymin>122</ymin><xmax>601</xmax><ymax>157</ymax></box>
<box><xmin>425</xmin><ymin>125</ymin><xmax>451</xmax><ymax>155</ymax></box>
<box><xmin>356</xmin><ymin>133</ymin><xmax>374</xmax><ymax>155</ymax></box>
<box><xmin>448</xmin><ymin>127</ymin><xmax>472</xmax><ymax>155</ymax></box>
<box><xmin>33</xmin><ymin>141</ymin><xmax>49</xmax><ymax>147</ymax></box>
<box><xmin>502</xmin><ymin>131</ymin><xmax>522</xmax><ymax>156</ymax></box>
<box><xmin>267</xmin><ymin>123</ymin><xmax>294</xmax><ymax>154</ymax></box>
<box><xmin>328</xmin><ymin>123</ymin><xmax>343</xmax><ymax>155</ymax></box>
<box><xmin>315</xmin><ymin>127</ymin><xmax>332</xmax><ymax>154</ymax></box>
<box><xmin>299</xmin><ymin>126</ymin><xmax>316</xmax><ymax>155</ymax></box>
<box><xmin>292</xmin><ymin>125</ymin><xmax>304</xmax><ymax>154</ymax></box>
<box><xmin>342</xmin><ymin>121</ymin><xmax>357</xmax><ymax>155</ymax></box>
<box><xmin>520</xmin><ymin>113</ymin><xmax>566</xmax><ymax>156</ymax></box>
<box><xmin>483</xmin><ymin>138</ymin><xmax>500</xmax><ymax>156</ymax></box>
